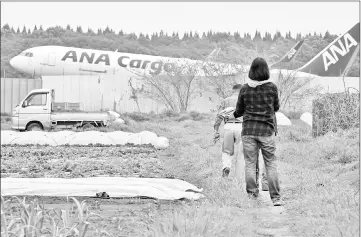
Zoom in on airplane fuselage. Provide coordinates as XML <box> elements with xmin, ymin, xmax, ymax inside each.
<box><xmin>10</xmin><ymin>45</ymin><xmax>252</xmax><ymax>78</ymax></box>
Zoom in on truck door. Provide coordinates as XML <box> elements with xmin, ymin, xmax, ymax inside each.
<box><xmin>18</xmin><ymin>92</ymin><xmax>51</xmax><ymax>130</ymax></box>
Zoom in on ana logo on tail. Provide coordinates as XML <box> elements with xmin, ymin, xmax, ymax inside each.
<box><xmin>322</xmin><ymin>33</ymin><xmax>358</xmax><ymax>71</ymax></box>
<box><xmin>287</xmin><ymin>48</ymin><xmax>297</xmax><ymax>59</ymax></box>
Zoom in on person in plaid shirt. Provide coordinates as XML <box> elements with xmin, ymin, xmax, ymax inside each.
<box><xmin>229</xmin><ymin>57</ymin><xmax>283</xmax><ymax>206</ymax></box>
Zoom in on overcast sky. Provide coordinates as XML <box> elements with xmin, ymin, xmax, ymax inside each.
<box><xmin>1</xmin><ymin>2</ymin><xmax>359</xmax><ymax>37</ymax></box>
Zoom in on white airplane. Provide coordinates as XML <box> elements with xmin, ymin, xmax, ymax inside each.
<box><xmin>9</xmin><ymin>23</ymin><xmax>359</xmax><ymax>80</ymax></box>
<box><xmin>9</xmin><ymin>40</ymin><xmax>302</xmax><ymax>78</ymax></box>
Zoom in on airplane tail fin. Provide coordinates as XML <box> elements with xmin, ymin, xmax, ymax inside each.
<box><xmin>297</xmin><ymin>22</ymin><xmax>360</xmax><ymax>77</ymax></box>
<box><xmin>205</xmin><ymin>48</ymin><xmax>221</xmax><ymax>61</ymax></box>
<box><xmin>270</xmin><ymin>40</ymin><xmax>304</xmax><ymax>68</ymax></box>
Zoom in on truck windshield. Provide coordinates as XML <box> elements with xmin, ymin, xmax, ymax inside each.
<box><xmin>25</xmin><ymin>93</ymin><xmax>47</xmax><ymax>106</ymax></box>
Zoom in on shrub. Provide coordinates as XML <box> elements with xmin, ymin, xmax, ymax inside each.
<box><xmin>161</xmin><ymin>110</ymin><xmax>180</xmax><ymax>118</ymax></box>
<box><xmin>175</xmin><ymin>114</ymin><xmax>191</xmax><ymax>122</ymax></box>
<box><xmin>122</xmin><ymin>112</ymin><xmax>153</xmax><ymax>122</ymax></box>
<box><xmin>312</xmin><ymin>93</ymin><xmax>359</xmax><ymax>137</ymax></box>
<box><xmin>188</xmin><ymin>111</ymin><xmax>205</xmax><ymax>121</ymax></box>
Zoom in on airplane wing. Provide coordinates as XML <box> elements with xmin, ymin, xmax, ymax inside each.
<box><xmin>297</xmin><ymin>22</ymin><xmax>360</xmax><ymax>77</ymax></box>
<box><xmin>270</xmin><ymin>40</ymin><xmax>304</xmax><ymax>68</ymax></box>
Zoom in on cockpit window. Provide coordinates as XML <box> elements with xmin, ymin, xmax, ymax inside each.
<box><xmin>20</xmin><ymin>51</ymin><xmax>33</xmax><ymax>57</ymax></box>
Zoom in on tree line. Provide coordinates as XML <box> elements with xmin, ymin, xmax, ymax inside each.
<box><xmin>1</xmin><ymin>23</ymin><xmax>359</xmax><ymax>78</ymax></box>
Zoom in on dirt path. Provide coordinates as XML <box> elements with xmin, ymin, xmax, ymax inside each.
<box><xmin>239</xmin><ymin>161</ymin><xmax>298</xmax><ymax>237</ymax></box>
<box><xmin>162</xmin><ymin>121</ymin><xmax>301</xmax><ymax>237</ymax></box>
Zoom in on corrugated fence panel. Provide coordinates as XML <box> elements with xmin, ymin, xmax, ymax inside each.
<box><xmin>1</xmin><ymin>78</ymin><xmax>42</xmax><ymax>115</ymax></box>
<box><xmin>5</xmin><ymin>75</ymin><xmax>358</xmax><ymax>115</ymax></box>
<box><xmin>1</xmin><ymin>79</ymin><xmax>5</xmax><ymax>114</ymax></box>
<box><xmin>42</xmin><ymin>74</ymin><xmax>220</xmax><ymax>113</ymax></box>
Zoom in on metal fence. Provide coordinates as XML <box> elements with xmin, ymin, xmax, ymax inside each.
<box><xmin>1</xmin><ymin>78</ymin><xmax>43</xmax><ymax>115</ymax></box>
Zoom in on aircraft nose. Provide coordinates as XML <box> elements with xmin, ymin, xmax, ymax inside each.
<box><xmin>10</xmin><ymin>56</ymin><xmax>19</xmax><ymax>69</ymax></box>
<box><xmin>10</xmin><ymin>56</ymin><xmax>26</xmax><ymax>71</ymax></box>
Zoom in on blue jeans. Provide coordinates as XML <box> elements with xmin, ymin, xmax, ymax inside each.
<box><xmin>242</xmin><ymin>135</ymin><xmax>281</xmax><ymax>201</ymax></box>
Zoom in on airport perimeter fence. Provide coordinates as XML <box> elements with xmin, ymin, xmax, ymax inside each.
<box><xmin>1</xmin><ymin>78</ymin><xmax>42</xmax><ymax>115</ymax></box>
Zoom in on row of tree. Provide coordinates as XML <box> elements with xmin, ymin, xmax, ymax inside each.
<box><xmin>1</xmin><ymin>23</ymin><xmax>337</xmax><ymax>42</ymax></box>
<box><xmin>1</xmin><ymin>23</ymin><xmax>359</xmax><ymax>79</ymax></box>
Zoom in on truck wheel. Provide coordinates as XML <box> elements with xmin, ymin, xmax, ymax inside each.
<box><xmin>82</xmin><ymin>123</ymin><xmax>95</xmax><ymax>130</ymax></box>
<box><xmin>27</xmin><ymin>123</ymin><xmax>43</xmax><ymax>131</ymax></box>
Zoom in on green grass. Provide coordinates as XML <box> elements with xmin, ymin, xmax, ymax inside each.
<box><xmin>1</xmin><ymin>114</ymin><xmax>359</xmax><ymax>237</ymax></box>
<box><xmin>276</xmin><ymin>126</ymin><xmax>359</xmax><ymax>237</ymax></box>
<box><xmin>147</xmin><ymin>120</ymin><xmax>359</xmax><ymax>237</ymax></box>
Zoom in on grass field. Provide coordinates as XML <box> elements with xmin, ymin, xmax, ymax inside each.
<box><xmin>1</xmin><ymin>112</ymin><xmax>359</xmax><ymax>237</ymax></box>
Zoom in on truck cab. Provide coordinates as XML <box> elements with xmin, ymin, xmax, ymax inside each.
<box><xmin>12</xmin><ymin>89</ymin><xmax>52</xmax><ymax>131</ymax></box>
<box><xmin>12</xmin><ymin>89</ymin><xmax>111</xmax><ymax>131</ymax></box>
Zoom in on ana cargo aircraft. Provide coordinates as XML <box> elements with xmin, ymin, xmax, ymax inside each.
<box><xmin>9</xmin><ymin>23</ymin><xmax>359</xmax><ymax>80</ymax></box>
<box><xmin>10</xmin><ymin>37</ymin><xmax>304</xmax><ymax>79</ymax></box>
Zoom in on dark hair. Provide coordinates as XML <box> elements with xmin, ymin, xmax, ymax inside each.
<box><xmin>232</xmin><ymin>84</ymin><xmax>242</xmax><ymax>90</ymax></box>
<box><xmin>248</xmin><ymin>57</ymin><xmax>270</xmax><ymax>81</ymax></box>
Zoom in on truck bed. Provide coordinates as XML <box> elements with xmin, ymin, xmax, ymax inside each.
<box><xmin>51</xmin><ymin>111</ymin><xmax>109</xmax><ymax>122</ymax></box>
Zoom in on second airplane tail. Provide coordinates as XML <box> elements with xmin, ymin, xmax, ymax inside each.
<box><xmin>297</xmin><ymin>22</ymin><xmax>360</xmax><ymax>77</ymax></box>
<box><xmin>270</xmin><ymin>40</ymin><xmax>304</xmax><ymax>68</ymax></box>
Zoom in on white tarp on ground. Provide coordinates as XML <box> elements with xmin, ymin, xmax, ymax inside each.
<box><xmin>1</xmin><ymin>130</ymin><xmax>19</xmax><ymax>144</ymax></box>
<box><xmin>300</xmin><ymin>112</ymin><xmax>312</xmax><ymax>127</ymax></box>
<box><xmin>1</xmin><ymin>130</ymin><xmax>169</xmax><ymax>148</ymax></box>
<box><xmin>276</xmin><ymin>112</ymin><xmax>292</xmax><ymax>126</ymax></box>
<box><xmin>1</xmin><ymin>177</ymin><xmax>204</xmax><ymax>200</ymax></box>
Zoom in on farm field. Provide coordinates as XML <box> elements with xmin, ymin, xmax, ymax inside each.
<box><xmin>1</xmin><ymin>113</ymin><xmax>359</xmax><ymax>237</ymax></box>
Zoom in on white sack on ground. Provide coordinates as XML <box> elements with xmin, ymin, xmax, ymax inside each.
<box><xmin>300</xmin><ymin>112</ymin><xmax>312</xmax><ymax>127</ymax></box>
<box><xmin>108</xmin><ymin>110</ymin><xmax>121</xmax><ymax>119</ymax></box>
<box><xmin>1</xmin><ymin>177</ymin><xmax>204</xmax><ymax>200</ymax></box>
<box><xmin>113</xmin><ymin>118</ymin><xmax>125</xmax><ymax>124</ymax></box>
<box><xmin>276</xmin><ymin>112</ymin><xmax>292</xmax><ymax>126</ymax></box>
<box><xmin>154</xmin><ymin>137</ymin><xmax>170</xmax><ymax>149</ymax></box>
<box><xmin>1</xmin><ymin>130</ymin><xmax>169</xmax><ymax>148</ymax></box>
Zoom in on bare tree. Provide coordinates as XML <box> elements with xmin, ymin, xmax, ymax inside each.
<box><xmin>128</xmin><ymin>59</ymin><xmax>203</xmax><ymax>113</ymax></box>
<box><xmin>274</xmin><ymin>69</ymin><xmax>323</xmax><ymax>110</ymax></box>
<box><xmin>202</xmin><ymin>52</ymin><xmax>249</xmax><ymax>99</ymax></box>
<box><xmin>128</xmin><ymin>77</ymin><xmax>144</xmax><ymax>112</ymax></box>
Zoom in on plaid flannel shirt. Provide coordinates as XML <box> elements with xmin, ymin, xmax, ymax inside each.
<box><xmin>234</xmin><ymin>82</ymin><xmax>279</xmax><ymax>136</ymax></box>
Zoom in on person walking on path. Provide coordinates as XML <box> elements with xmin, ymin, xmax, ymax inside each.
<box><xmin>213</xmin><ymin>84</ymin><xmax>268</xmax><ymax>190</ymax></box>
<box><xmin>229</xmin><ymin>57</ymin><xmax>283</xmax><ymax>206</ymax></box>
<box><xmin>213</xmin><ymin>84</ymin><xmax>244</xmax><ymax>179</ymax></box>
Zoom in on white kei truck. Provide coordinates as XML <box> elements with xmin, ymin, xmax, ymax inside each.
<box><xmin>11</xmin><ymin>89</ymin><xmax>113</xmax><ymax>131</ymax></box>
